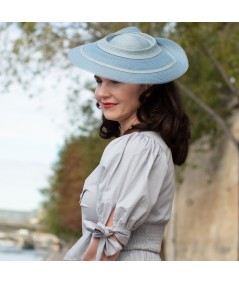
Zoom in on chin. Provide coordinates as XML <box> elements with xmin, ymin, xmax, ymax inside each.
<box><xmin>104</xmin><ymin>116</ymin><xmax>119</xmax><ymax>122</ymax></box>
<box><xmin>103</xmin><ymin>113</ymin><xmax>119</xmax><ymax>122</ymax></box>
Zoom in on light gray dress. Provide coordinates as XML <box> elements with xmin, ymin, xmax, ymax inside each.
<box><xmin>64</xmin><ymin>131</ymin><xmax>175</xmax><ymax>261</ymax></box>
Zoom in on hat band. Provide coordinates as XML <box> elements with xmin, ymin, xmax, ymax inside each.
<box><xmin>80</xmin><ymin>46</ymin><xmax>176</xmax><ymax>74</ymax></box>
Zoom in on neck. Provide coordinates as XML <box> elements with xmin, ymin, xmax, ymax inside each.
<box><xmin>119</xmin><ymin>117</ymin><xmax>139</xmax><ymax>135</ymax></box>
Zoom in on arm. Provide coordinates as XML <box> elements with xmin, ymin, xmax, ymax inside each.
<box><xmin>81</xmin><ymin>210</ymin><xmax>122</xmax><ymax>261</ymax></box>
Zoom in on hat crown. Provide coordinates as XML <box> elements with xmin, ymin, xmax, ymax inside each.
<box><xmin>109</xmin><ymin>33</ymin><xmax>155</xmax><ymax>51</ymax></box>
<box><xmin>97</xmin><ymin>31</ymin><xmax>162</xmax><ymax>59</ymax></box>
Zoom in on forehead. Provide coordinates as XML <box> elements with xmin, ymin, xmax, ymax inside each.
<box><xmin>94</xmin><ymin>75</ymin><xmax>109</xmax><ymax>80</ymax></box>
<box><xmin>94</xmin><ymin>75</ymin><xmax>142</xmax><ymax>87</ymax></box>
<box><xmin>94</xmin><ymin>75</ymin><xmax>120</xmax><ymax>82</ymax></box>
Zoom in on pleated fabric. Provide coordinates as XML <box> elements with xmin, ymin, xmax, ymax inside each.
<box><xmin>118</xmin><ymin>250</ymin><xmax>161</xmax><ymax>261</ymax></box>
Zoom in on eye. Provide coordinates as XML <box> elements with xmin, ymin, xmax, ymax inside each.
<box><xmin>111</xmin><ymin>79</ymin><xmax>120</xmax><ymax>84</ymax></box>
<box><xmin>96</xmin><ymin>78</ymin><xmax>102</xmax><ymax>85</ymax></box>
<box><xmin>94</xmin><ymin>76</ymin><xmax>102</xmax><ymax>84</ymax></box>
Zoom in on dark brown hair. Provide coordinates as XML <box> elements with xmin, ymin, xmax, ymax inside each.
<box><xmin>98</xmin><ymin>81</ymin><xmax>191</xmax><ymax>166</ymax></box>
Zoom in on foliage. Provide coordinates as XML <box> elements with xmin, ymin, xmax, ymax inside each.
<box><xmin>40</xmin><ymin>132</ymin><xmax>109</xmax><ymax>239</ymax></box>
<box><xmin>174</xmin><ymin>23</ymin><xmax>239</xmax><ymax>143</ymax></box>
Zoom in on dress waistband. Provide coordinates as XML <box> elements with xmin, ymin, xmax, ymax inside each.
<box><xmin>122</xmin><ymin>223</ymin><xmax>165</xmax><ymax>254</ymax></box>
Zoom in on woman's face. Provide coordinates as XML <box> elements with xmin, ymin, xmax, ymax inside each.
<box><xmin>94</xmin><ymin>76</ymin><xmax>148</xmax><ymax>132</ymax></box>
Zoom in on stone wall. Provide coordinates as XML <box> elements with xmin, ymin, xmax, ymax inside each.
<box><xmin>165</xmin><ymin>112</ymin><xmax>239</xmax><ymax>260</ymax></box>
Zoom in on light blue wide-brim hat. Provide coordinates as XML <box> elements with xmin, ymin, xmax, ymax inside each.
<box><xmin>68</xmin><ymin>26</ymin><xmax>188</xmax><ymax>84</ymax></box>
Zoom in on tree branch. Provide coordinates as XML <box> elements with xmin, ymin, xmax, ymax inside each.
<box><xmin>178</xmin><ymin>82</ymin><xmax>239</xmax><ymax>151</ymax></box>
<box><xmin>201</xmin><ymin>45</ymin><xmax>239</xmax><ymax>99</ymax></box>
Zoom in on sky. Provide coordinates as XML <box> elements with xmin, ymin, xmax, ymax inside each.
<box><xmin>0</xmin><ymin>76</ymin><xmax>72</xmax><ymax>212</ymax></box>
<box><xmin>0</xmin><ymin>68</ymin><xmax>97</xmax><ymax>213</ymax></box>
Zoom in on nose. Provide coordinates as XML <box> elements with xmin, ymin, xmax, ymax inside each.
<box><xmin>95</xmin><ymin>82</ymin><xmax>111</xmax><ymax>101</ymax></box>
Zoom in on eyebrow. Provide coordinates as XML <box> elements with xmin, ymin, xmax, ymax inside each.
<box><xmin>94</xmin><ymin>75</ymin><xmax>122</xmax><ymax>85</ymax></box>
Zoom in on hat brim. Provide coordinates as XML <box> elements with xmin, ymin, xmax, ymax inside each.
<box><xmin>68</xmin><ymin>36</ymin><xmax>188</xmax><ymax>84</ymax></box>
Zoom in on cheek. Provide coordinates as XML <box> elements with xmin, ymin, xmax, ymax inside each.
<box><xmin>122</xmin><ymin>99</ymin><xmax>140</xmax><ymax>115</ymax></box>
<box><xmin>130</xmin><ymin>91</ymin><xmax>141</xmax><ymax>108</ymax></box>
<box><xmin>94</xmin><ymin>89</ymin><xmax>99</xmax><ymax>101</ymax></box>
<box><xmin>129</xmin><ymin>98</ymin><xmax>140</xmax><ymax>108</ymax></box>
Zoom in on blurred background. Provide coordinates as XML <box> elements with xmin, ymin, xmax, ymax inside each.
<box><xmin>0</xmin><ymin>22</ymin><xmax>238</xmax><ymax>261</ymax></box>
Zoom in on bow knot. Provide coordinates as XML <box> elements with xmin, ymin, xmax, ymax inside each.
<box><xmin>94</xmin><ymin>225</ymin><xmax>113</xmax><ymax>238</ymax></box>
<box><xmin>85</xmin><ymin>220</ymin><xmax>130</xmax><ymax>260</ymax></box>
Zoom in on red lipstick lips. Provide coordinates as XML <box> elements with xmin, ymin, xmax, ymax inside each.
<box><xmin>102</xmin><ymin>103</ymin><xmax>118</xmax><ymax>109</ymax></box>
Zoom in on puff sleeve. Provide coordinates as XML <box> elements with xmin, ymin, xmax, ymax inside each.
<box><xmin>86</xmin><ymin>132</ymin><xmax>170</xmax><ymax>260</ymax></box>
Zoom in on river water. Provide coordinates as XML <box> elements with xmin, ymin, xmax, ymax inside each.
<box><xmin>0</xmin><ymin>246</ymin><xmax>49</xmax><ymax>261</ymax></box>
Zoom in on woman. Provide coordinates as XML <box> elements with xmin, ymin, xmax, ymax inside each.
<box><xmin>64</xmin><ymin>26</ymin><xmax>190</xmax><ymax>261</ymax></box>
